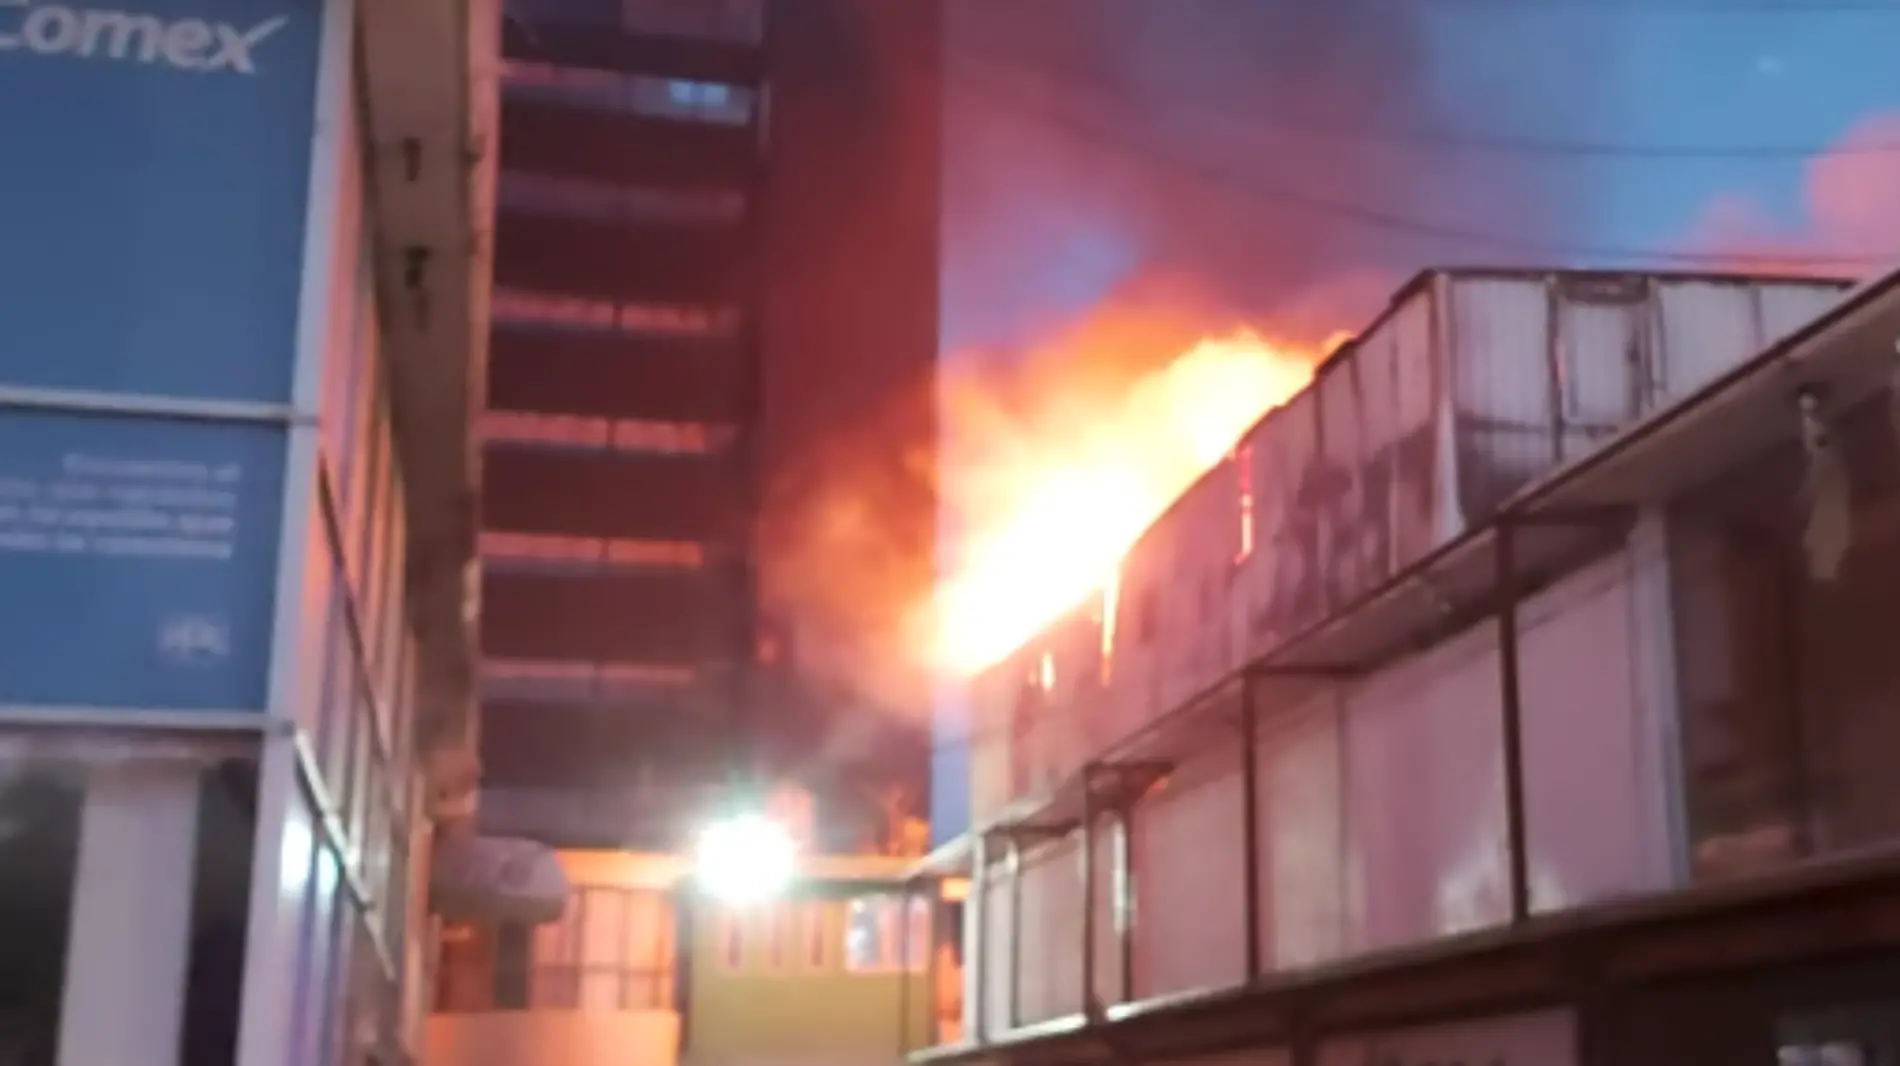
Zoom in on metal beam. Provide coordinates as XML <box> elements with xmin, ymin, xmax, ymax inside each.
<box><xmin>898</xmin><ymin>876</ymin><xmax>915</xmax><ymax>1057</ymax></box>
<box><xmin>1081</xmin><ymin>761</ymin><xmax>1101</xmax><ymax>1019</ymax></box>
<box><xmin>970</xmin><ymin>832</ymin><xmax>991</xmax><ymax>1044</ymax></box>
<box><xmin>1239</xmin><ymin>673</ymin><xmax>1263</xmax><ymax>981</ymax></box>
<box><xmin>1116</xmin><ymin>812</ymin><xmax>1135</xmax><ymax>1003</ymax></box>
<box><xmin>1006</xmin><ymin>835</ymin><xmax>1024</xmax><ymax>1030</ymax></box>
<box><xmin>1495</xmin><ymin>519</ymin><xmax>1532</xmax><ymax>924</ymax></box>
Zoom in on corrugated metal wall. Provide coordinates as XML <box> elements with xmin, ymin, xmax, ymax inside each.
<box><xmin>985</xmin><ymin>545</ymin><xmax>1677</xmax><ymax>1023</ymax></box>
<box><xmin>964</xmin><ymin>272</ymin><xmax>1850</xmax><ymax>833</ymax></box>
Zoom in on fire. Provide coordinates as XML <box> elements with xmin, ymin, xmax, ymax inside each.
<box><xmin>936</xmin><ymin>327</ymin><xmax>1332</xmax><ymax>674</ymax></box>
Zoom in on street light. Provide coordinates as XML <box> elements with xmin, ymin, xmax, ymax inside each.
<box><xmin>693</xmin><ymin>811</ymin><xmax>796</xmax><ymax>904</ymax></box>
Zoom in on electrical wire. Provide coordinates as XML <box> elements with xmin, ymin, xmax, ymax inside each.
<box><xmin>957</xmin><ymin>69</ymin><xmax>1891</xmax><ymax>268</ymax></box>
<box><xmin>955</xmin><ymin>51</ymin><xmax>1900</xmax><ymax>161</ymax></box>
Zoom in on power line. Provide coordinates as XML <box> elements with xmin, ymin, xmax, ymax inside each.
<box><xmin>957</xmin><ymin>53</ymin><xmax>1900</xmax><ymax>161</ymax></box>
<box><xmin>956</xmin><ymin>70</ymin><xmax>1890</xmax><ymax>268</ymax></box>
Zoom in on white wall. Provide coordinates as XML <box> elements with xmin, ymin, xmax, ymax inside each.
<box><xmin>977</xmin><ymin>540</ymin><xmax>1682</xmax><ymax>1018</ymax></box>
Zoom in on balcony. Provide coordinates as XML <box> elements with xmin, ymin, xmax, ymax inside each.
<box><xmin>429</xmin><ymin>875</ymin><xmax>682</xmax><ymax>1066</ymax></box>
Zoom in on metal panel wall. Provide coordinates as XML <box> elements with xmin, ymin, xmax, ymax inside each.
<box><xmin>1016</xmin><ymin>839</ymin><xmax>1085</xmax><ymax>1025</ymax></box>
<box><xmin>1152</xmin><ymin>467</ymin><xmax>1239</xmax><ymax>723</ymax></box>
<box><xmin>1517</xmin><ymin>552</ymin><xmax>1677</xmax><ymax>912</ymax></box>
<box><xmin>1387</xmin><ymin>288</ymin><xmax>1442</xmax><ymax>572</ymax></box>
<box><xmin>965</xmin><ymin>271</ymin><xmax>1849</xmax><ymax>830</ymax></box>
<box><xmin>1314</xmin><ymin>352</ymin><xmax>1365</xmax><ymax>612</ymax></box>
<box><xmin>1132</xmin><ymin>744</ymin><xmax>1248</xmax><ymax>1000</ymax></box>
<box><xmin>1247</xmin><ymin>389</ymin><xmax>1326</xmax><ymax>655</ymax></box>
<box><xmin>1446</xmin><ymin>273</ymin><xmax>1556</xmax><ymax>523</ymax></box>
<box><xmin>1656</xmin><ymin>278</ymin><xmax>1849</xmax><ymax>401</ymax></box>
<box><xmin>1341</xmin><ymin>619</ymin><xmax>1508</xmax><ymax>953</ymax></box>
<box><xmin>1255</xmin><ymin>691</ymin><xmax>1348</xmax><ymax>971</ymax></box>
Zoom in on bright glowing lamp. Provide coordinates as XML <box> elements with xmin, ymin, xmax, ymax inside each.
<box><xmin>693</xmin><ymin>812</ymin><xmax>796</xmax><ymax>904</ymax></box>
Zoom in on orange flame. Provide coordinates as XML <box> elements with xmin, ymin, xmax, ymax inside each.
<box><xmin>935</xmin><ymin>327</ymin><xmax>1332</xmax><ymax>674</ymax></box>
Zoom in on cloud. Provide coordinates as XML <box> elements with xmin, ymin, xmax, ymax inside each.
<box><xmin>1684</xmin><ymin>112</ymin><xmax>1900</xmax><ymax>276</ymax></box>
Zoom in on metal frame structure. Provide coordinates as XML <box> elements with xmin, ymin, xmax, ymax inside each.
<box><xmin>907</xmin><ymin>264</ymin><xmax>1900</xmax><ymax>1066</ymax></box>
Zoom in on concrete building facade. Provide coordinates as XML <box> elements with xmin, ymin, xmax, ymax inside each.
<box><xmin>0</xmin><ymin>1</ymin><xmax>493</xmax><ymax>1064</ymax></box>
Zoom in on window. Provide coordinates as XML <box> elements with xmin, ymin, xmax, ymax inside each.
<box><xmin>501</xmin><ymin>60</ymin><xmax>753</xmax><ymax>123</ymax></box>
<box><xmin>843</xmin><ymin>894</ymin><xmax>930</xmax><ymax>974</ymax></box>
<box><xmin>524</xmin><ymin>886</ymin><xmax>675</xmax><ymax>1011</ymax></box>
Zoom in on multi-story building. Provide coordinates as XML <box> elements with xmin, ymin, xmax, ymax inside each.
<box><xmin>429</xmin><ymin>2</ymin><xmax>942</xmax><ymax>1066</ymax></box>
<box><xmin>913</xmin><ymin>267</ymin><xmax>1900</xmax><ymax>1066</ymax></box>
<box><xmin>0</xmin><ymin>2</ymin><xmax>494</xmax><ymax>1066</ymax></box>
<box><xmin>475</xmin><ymin>0</ymin><xmax>940</xmax><ymax>854</ymax></box>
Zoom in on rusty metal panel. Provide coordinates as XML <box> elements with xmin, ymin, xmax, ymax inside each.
<box><xmin>1446</xmin><ymin>273</ymin><xmax>1557</xmax><ymax>524</ymax></box>
<box><xmin>1268</xmin><ymin>390</ymin><xmax>1326</xmax><ymax>646</ymax></box>
<box><xmin>1653</xmin><ymin>277</ymin><xmax>1765</xmax><ymax>403</ymax></box>
<box><xmin>1110</xmin><ymin>507</ymin><xmax>1174</xmax><ymax>739</ymax></box>
<box><xmin>1151</xmin><ymin>467</ymin><xmax>1238</xmax><ymax>722</ymax></box>
<box><xmin>1314</xmin><ymin>352</ymin><xmax>1363</xmax><ymax>611</ymax></box>
<box><xmin>1552</xmin><ymin>273</ymin><xmax>1650</xmax><ymax>463</ymax></box>
<box><xmin>1354</xmin><ymin>320</ymin><xmax>1401</xmax><ymax>595</ymax></box>
<box><xmin>1387</xmin><ymin>288</ymin><xmax>1441</xmax><ymax>572</ymax></box>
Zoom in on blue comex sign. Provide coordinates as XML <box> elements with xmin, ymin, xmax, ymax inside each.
<box><xmin>0</xmin><ymin>3</ymin><xmax>287</xmax><ymax>73</ymax></box>
<box><xmin>0</xmin><ymin>0</ymin><xmax>324</xmax><ymax>714</ymax></box>
<box><xmin>0</xmin><ymin>0</ymin><xmax>322</xmax><ymax>401</ymax></box>
<box><xmin>0</xmin><ymin>413</ymin><xmax>285</xmax><ymax>710</ymax></box>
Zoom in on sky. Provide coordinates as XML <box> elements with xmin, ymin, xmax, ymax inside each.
<box><xmin>928</xmin><ymin>0</ymin><xmax>1900</xmax><ymax>841</ymax></box>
